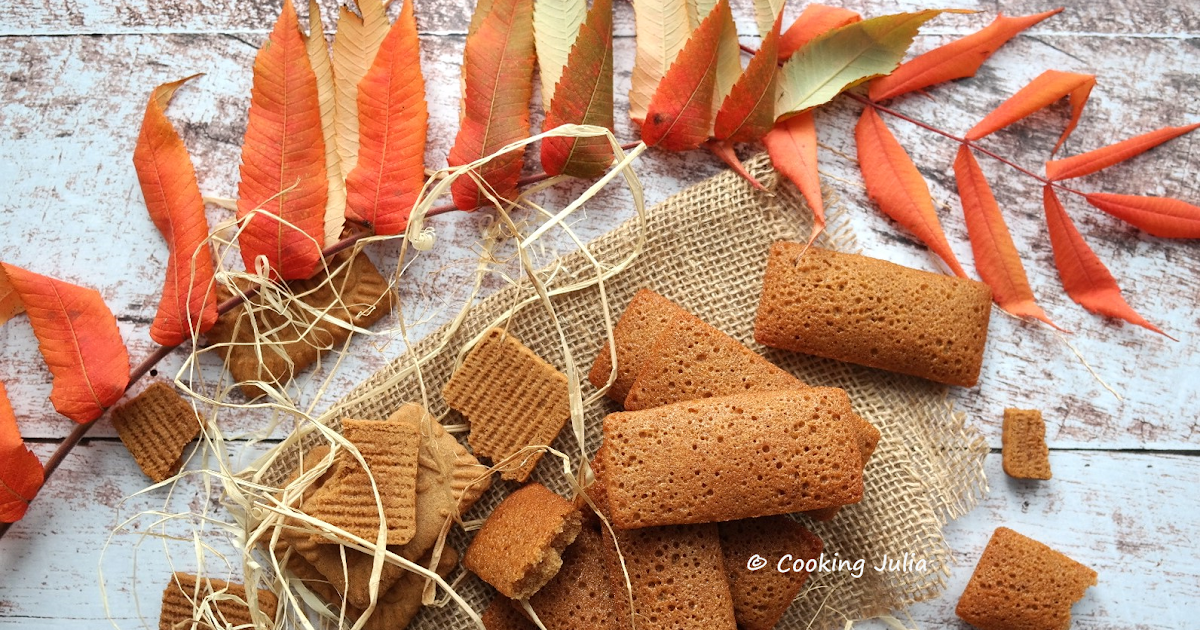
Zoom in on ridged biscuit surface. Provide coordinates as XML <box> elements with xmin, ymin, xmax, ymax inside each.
<box><xmin>112</xmin><ymin>381</ymin><xmax>202</xmax><ymax>482</ymax></box>
<box><xmin>444</xmin><ymin>328</ymin><xmax>570</xmax><ymax>481</ymax></box>
<box><xmin>158</xmin><ymin>572</ymin><xmax>277</xmax><ymax>630</ymax></box>
<box><xmin>719</xmin><ymin>516</ymin><xmax>823</xmax><ymax>630</ymax></box>
<box><xmin>601</xmin><ymin>389</ymin><xmax>864</xmax><ymax>529</ymax></box>
<box><xmin>754</xmin><ymin>243</ymin><xmax>992</xmax><ymax>387</ymax></box>
<box><xmin>463</xmin><ymin>483</ymin><xmax>583</xmax><ymax>599</ymax></box>
<box><xmin>304</xmin><ymin>419</ymin><xmax>420</xmax><ymax>546</ymax></box>
<box><xmin>1002</xmin><ymin>408</ymin><xmax>1052</xmax><ymax>480</ymax></box>
<box><xmin>587</xmin><ymin>289</ymin><xmax>687</xmax><ymax>402</ymax></box>
<box><xmin>956</xmin><ymin>527</ymin><xmax>1096</xmax><ymax>630</ymax></box>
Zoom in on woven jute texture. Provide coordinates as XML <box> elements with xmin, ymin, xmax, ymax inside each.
<box><xmin>260</xmin><ymin>154</ymin><xmax>989</xmax><ymax>629</ymax></box>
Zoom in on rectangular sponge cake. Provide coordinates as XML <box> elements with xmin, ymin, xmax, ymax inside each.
<box><xmin>754</xmin><ymin>243</ymin><xmax>992</xmax><ymax>387</ymax></box>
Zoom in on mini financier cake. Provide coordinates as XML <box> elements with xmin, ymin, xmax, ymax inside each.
<box><xmin>719</xmin><ymin>516</ymin><xmax>824</xmax><ymax>630</ymax></box>
<box><xmin>111</xmin><ymin>381</ymin><xmax>203</xmax><ymax>483</ymax></box>
<box><xmin>587</xmin><ymin>288</ymin><xmax>687</xmax><ymax>403</ymax></box>
<box><xmin>755</xmin><ymin>243</ymin><xmax>993</xmax><ymax>387</ymax></box>
<box><xmin>601</xmin><ymin>389</ymin><xmax>864</xmax><ymax>529</ymax></box>
<box><xmin>463</xmin><ymin>483</ymin><xmax>583</xmax><ymax>600</ymax></box>
<box><xmin>443</xmin><ymin>328</ymin><xmax>570</xmax><ymax>482</ymax></box>
<box><xmin>956</xmin><ymin>527</ymin><xmax>1097</xmax><ymax>630</ymax></box>
<box><xmin>1002</xmin><ymin>408</ymin><xmax>1052</xmax><ymax>480</ymax></box>
<box><xmin>527</xmin><ymin>524</ymin><xmax>620</xmax><ymax>630</ymax></box>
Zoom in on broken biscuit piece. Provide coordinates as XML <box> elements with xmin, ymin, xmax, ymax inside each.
<box><xmin>463</xmin><ymin>483</ymin><xmax>582</xmax><ymax>600</ymax></box>
<box><xmin>1002</xmin><ymin>408</ymin><xmax>1052</xmax><ymax>480</ymax></box>
<box><xmin>112</xmin><ymin>381</ymin><xmax>203</xmax><ymax>483</ymax></box>
<box><xmin>158</xmin><ymin>572</ymin><xmax>277</xmax><ymax>630</ymax></box>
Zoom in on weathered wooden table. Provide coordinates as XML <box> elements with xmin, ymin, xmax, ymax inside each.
<box><xmin>1</xmin><ymin>0</ymin><xmax>1197</xmax><ymax>627</ymax></box>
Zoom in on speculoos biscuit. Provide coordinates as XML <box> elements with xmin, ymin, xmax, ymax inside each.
<box><xmin>111</xmin><ymin>381</ymin><xmax>202</xmax><ymax>483</ymax></box>
<box><xmin>158</xmin><ymin>572</ymin><xmax>277</xmax><ymax>630</ymax></box>
<box><xmin>1002</xmin><ymin>408</ymin><xmax>1052</xmax><ymax>480</ymax></box>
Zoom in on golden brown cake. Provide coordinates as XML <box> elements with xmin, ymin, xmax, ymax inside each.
<box><xmin>587</xmin><ymin>288</ymin><xmax>688</xmax><ymax>402</ymax></box>
<box><xmin>719</xmin><ymin>516</ymin><xmax>824</xmax><ymax>630</ymax></box>
<box><xmin>527</xmin><ymin>524</ymin><xmax>620</xmax><ymax>630</ymax></box>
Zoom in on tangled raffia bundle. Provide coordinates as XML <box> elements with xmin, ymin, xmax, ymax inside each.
<box><xmin>99</xmin><ymin>127</ymin><xmax>988</xmax><ymax>630</ymax></box>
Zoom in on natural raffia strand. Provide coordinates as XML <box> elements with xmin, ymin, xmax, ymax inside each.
<box><xmin>260</xmin><ymin>153</ymin><xmax>989</xmax><ymax>629</ymax></box>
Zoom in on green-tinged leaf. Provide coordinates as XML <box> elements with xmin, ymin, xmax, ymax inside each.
<box><xmin>629</xmin><ymin>0</ymin><xmax>691</xmax><ymax>124</ymax></box>
<box><xmin>542</xmin><ymin>0</ymin><xmax>615</xmax><ymax>178</ymax></box>
<box><xmin>777</xmin><ymin>10</ymin><xmax>947</xmax><ymax>118</ymax></box>
<box><xmin>714</xmin><ymin>10</ymin><xmax>781</xmax><ymax>142</ymax></box>
<box><xmin>306</xmin><ymin>0</ymin><xmax>346</xmax><ymax>247</ymax></box>
<box><xmin>642</xmin><ymin>0</ymin><xmax>725</xmax><ymax>150</ymax></box>
<box><xmin>711</xmin><ymin>0</ymin><xmax>742</xmax><ymax>117</ymax></box>
<box><xmin>533</xmin><ymin>0</ymin><xmax>586</xmax><ymax>104</ymax></box>
<box><xmin>752</xmin><ymin>0</ymin><xmax>785</xmax><ymax>38</ymax></box>
<box><xmin>779</xmin><ymin>4</ymin><xmax>861</xmax><ymax>60</ymax></box>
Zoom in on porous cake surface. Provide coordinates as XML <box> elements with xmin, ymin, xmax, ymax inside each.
<box><xmin>159</xmin><ymin>572</ymin><xmax>277</xmax><ymax>630</ymax></box>
<box><xmin>463</xmin><ymin>483</ymin><xmax>583</xmax><ymax>599</ymax></box>
<box><xmin>587</xmin><ymin>288</ymin><xmax>687</xmax><ymax>402</ymax></box>
<box><xmin>443</xmin><ymin>327</ymin><xmax>570</xmax><ymax>481</ymax></box>
<box><xmin>719</xmin><ymin>516</ymin><xmax>824</xmax><ymax>630</ymax></box>
<box><xmin>1002</xmin><ymin>408</ymin><xmax>1052</xmax><ymax>480</ymax></box>
<box><xmin>754</xmin><ymin>243</ymin><xmax>993</xmax><ymax>387</ymax></box>
<box><xmin>304</xmin><ymin>419</ymin><xmax>421</xmax><ymax>546</ymax></box>
<box><xmin>481</xmin><ymin>596</ymin><xmax>537</xmax><ymax>630</ymax></box>
<box><xmin>622</xmin><ymin>310</ymin><xmax>807</xmax><ymax>411</ymax></box>
<box><xmin>600</xmin><ymin>389</ymin><xmax>864</xmax><ymax>528</ymax></box>
<box><xmin>111</xmin><ymin>381</ymin><xmax>202</xmax><ymax>483</ymax></box>
<box><xmin>956</xmin><ymin>527</ymin><xmax>1097</xmax><ymax>630</ymax></box>
<box><xmin>528</xmin><ymin>524</ymin><xmax>620</xmax><ymax>630</ymax></box>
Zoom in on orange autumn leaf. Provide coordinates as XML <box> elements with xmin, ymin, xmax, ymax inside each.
<box><xmin>0</xmin><ymin>382</ymin><xmax>44</xmax><ymax>523</ymax></box>
<box><xmin>1085</xmin><ymin>193</ymin><xmax>1200</xmax><ymax>239</ymax></box>
<box><xmin>345</xmin><ymin>0</ymin><xmax>427</xmax><ymax>235</ymax></box>
<box><xmin>704</xmin><ymin>140</ymin><xmax>765</xmax><ymax>191</ymax></box>
<box><xmin>237</xmin><ymin>0</ymin><xmax>328</xmax><ymax>280</ymax></box>
<box><xmin>868</xmin><ymin>9</ymin><xmax>1062</xmax><ymax>102</ymax></box>
<box><xmin>712</xmin><ymin>10</ymin><xmax>781</xmax><ymax>144</ymax></box>
<box><xmin>855</xmin><ymin>107</ymin><xmax>968</xmax><ymax>277</ymax></box>
<box><xmin>764</xmin><ymin>111</ymin><xmax>824</xmax><ymax>246</ymax></box>
<box><xmin>642</xmin><ymin>0</ymin><xmax>726</xmax><ymax>151</ymax></box>
<box><xmin>965</xmin><ymin>69</ymin><xmax>1095</xmax><ymax>154</ymax></box>
<box><xmin>778</xmin><ymin>4</ymin><xmax>861</xmax><ymax>60</ymax></box>
<box><xmin>953</xmin><ymin>146</ymin><xmax>1058</xmax><ymax>327</ymax></box>
<box><xmin>448</xmin><ymin>0</ymin><xmax>536</xmax><ymax>210</ymax></box>
<box><xmin>132</xmin><ymin>76</ymin><xmax>219</xmax><ymax>347</ymax></box>
<box><xmin>1042</xmin><ymin>186</ymin><xmax>1166</xmax><ymax>336</ymax></box>
<box><xmin>1046</xmin><ymin>122</ymin><xmax>1200</xmax><ymax>181</ymax></box>
<box><xmin>0</xmin><ymin>265</ymin><xmax>23</xmax><ymax>327</ymax></box>
<box><xmin>0</xmin><ymin>264</ymin><xmax>131</xmax><ymax>423</ymax></box>
<box><xmin>541</xmin><ymin>0</ymin><xmax>615</xmax><ymax>179</ymax></box>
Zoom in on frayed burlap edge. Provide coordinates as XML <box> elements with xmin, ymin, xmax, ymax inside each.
<box><xmin>258</xmin><ymin>153</ymin><xmax>989</xmax><ymax>629</ymax></box>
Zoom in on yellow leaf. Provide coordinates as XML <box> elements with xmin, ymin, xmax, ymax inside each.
<box><xmin>533</xmin><ymin>0</ymin><xmax>586</xmax><ymax>104</ymax></box>
<box><xmin>711</xmin><ymin>0</ymin><xmax>741</xmax><ymax>118</ymax></box>
<box><xmin>307</xmin><ymin>0</ymin><xmax>346</xmax><ymax>246</ymax></box>
<box><xmin>0</xmin><ymin>266</ymin><xmax>24</xmax><ymax>327</ymax></box>
<box><xmin>752</xmin><ymin>0</ymin><xmax>785</xmax><ymax>38</ymax></box>
<box><xmin>629</xmin><ymin>0</ymin><xmax>691</xmax><ymax>124</ymax></box>
<box><xmin>332</xmin><ymin>0</ymin><xmax>390</xmax><ymax>178</ymax></box>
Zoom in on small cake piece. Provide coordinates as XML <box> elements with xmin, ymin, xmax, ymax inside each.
<box><xmin>719</xmin><ymin>516</ymin><xmax>823</xmax><ymax>630</ymax></box>
<box><xmin>956</xmin><ymin>527</ymin><xmax>1097</xmax><ymax>630</ymax></box>
<box><xmin>206</xmin><ymin>249</ymin><xmax>394</xmax><ymax>398</ymax></box>
<box><xmin>463</xmin><ymin>483</ymin><xmax>583</xmax><ymax>599</ymax></box>
<box><xmin>304</xmin><ymin>419</ymin><xmax>421</xmax><ymax>546</ymax></box>
<box><xmin>601</xmin><ymin>389</ymin><xmax>864</xmax><ymax>529</ymax></box>
<box><xmin>385</xmin><ymin>403</ymin><xmax>493</xmax><ymax>561</ymax></box>
<box><xmin>622</xmin><ymin>310</ymin><xmax>807</xmax><ymax>411</ymax></box>
<box><xmin>528</xmin><ymin>524</ymin><xmax>620</xmax><ymax>630</ymax></box>
<box><xmin>443</xmin><ymin>328</ymin><xmax>571</xmax><ymax>481</ymax></box>
<box><xmin>111</xmin><ymin>381</ymin><xmax>203</xmax><ymax>482</ymax></box>
<box><xmin>1002</xmin><ymin>408</ymin><xmax>1052</xmax><ymax>480</ymax></box>
<box><xmin>587</xmin><ymin>289</ymin><xmax>688</xmax><ymax>402</ymax></box>
<box><xmin>159</xmin><ymin>572</ymin><xmax>277</xmax><ymax>630</ymax></box>
<box><xmin>481</xmin><ymin>596</ymin><xmax>537</xmax><ymax>630</ymax></box>
<box><xmin>754</xmin><ymin>243</ymin><xmax>993</xmax><ymax>387</ymax></box>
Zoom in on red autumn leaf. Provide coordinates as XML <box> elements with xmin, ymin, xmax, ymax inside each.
<box><xmin>965</xmin><ymin>69</ymin><xmax>1095</xmax><ymax>154</ymax></box>
<box><xmin>1046</xmin><ymin>123</ymin><xmax>1200</xmax><ymax>181</ymax></box>
<box><xmin>868</xmin><ymin>9</ymin><xmax>1062</xmax><ymax>102</ymax></box>
<box><xmin>855</xmin><ymin>107</ymin><xmax>968</xmax><ymax>277</ymax></box>
<box><xmin>641</xmin><ymin>0</ymin><xmax>726</xmax><ymax>151</ymax></box>
<box><xmin>704</xmin><ymin>140</ymin><xmax>766</xmax><ymax>191</ymax></box>
<box><xmin>541</xmin><ymin>0</ymin><xmax>614</xmax><ymax>178</ymax></box>
<box><xmin>0</xmin><ymin>264</ymin><xmax>131</xmax><ymax>423</ymax></box>
<box><xmin>778</xmin><ymin>4</ymin><xmax>862</xmax><ymax>60</ymax></box>
<box><xmin>345</xmin><ymin>0</ymin><xmax>428</xmax><ymax>235</ymax></box>
<box><xmin>1042</xmin><ymin>186</ymin><xmax>1166</xmax><ymax>336</ymax></box>
<box><xmin>1085</xmin><ymin>193</ymin><xmax>1200</xmax><ymax>239</ymax></box>
<box><xmin>237</xmin><ymin>0</ymin><xmax>328</xmax><ymax>280</ymax></box>
<box><xmin>953</xmin><ymin>146</ymin><xmax>1059</xmax><ymax>327</ymax></box>
<box><xmin>448</xmin><ymin>0</ymin><xmax>536</xmax><ymax>210</ymax></box>
<box><xmin>764</xmin><ymin>111</ymin><xmax>825</xmax><ymax>246</ymax></box>
<box><xmin>712</xmin><ymin>10</ymin><xmax>781</xmax><ymax>143</ymax></box>
<box><xmin>0</xmin><ymin>382</ymin><xmax>44</xmax><ymax>523</ymax></box>
<box><xmin>132</xmin><ymin>76</ymin><xmax>219</xmax><ymax>347</ymax></box>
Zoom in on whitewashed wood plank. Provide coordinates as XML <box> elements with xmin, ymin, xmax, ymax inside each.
<box><xmin>1</xmin><ymin>33</ymin><xmax>1197</xmax><ymax>448</ymax></box>
<box><xmin>1</xmin><ymin>0</ymin><xmax>1196</xmax><ymax>38</ymax></box>
<box><xmin>1</xmin><ymin>445</ymin><xmax>1196</xmax><ymax>627</ymax></box>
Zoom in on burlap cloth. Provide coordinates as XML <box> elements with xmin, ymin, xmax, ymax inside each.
<box><xmin>259</xmin><ymin>153</ymin><xmax>989</xmax><ymax>629</ymax></box>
